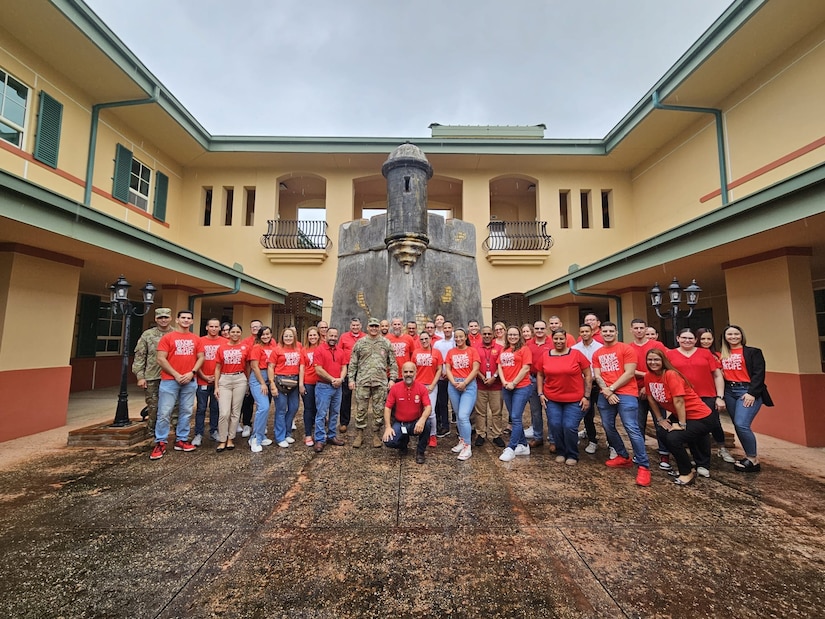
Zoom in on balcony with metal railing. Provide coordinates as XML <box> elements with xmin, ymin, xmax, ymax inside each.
<box><xmin>260</xmin><ymin>219</ymin><xmax>331</xmax><ymax>264</ymax></box>
<box><xmin>482</xmin><ymin>220</ymin><xmax>554</xmax><ymax>266</ymax></box>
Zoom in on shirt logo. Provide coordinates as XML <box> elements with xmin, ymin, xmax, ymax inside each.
<box><xmin>415</xmin><ymin>352</ymin><xmax>433</xmax><ymax>367</ymax></box>
<box><xmin>499</xmin><ymin>352</ymin><xmax>515</xmax><ymax>367</ymax></box>
<box><xmin>599</xmin><ymin>352</ymin><xmax>620</xmax><ymax>373</ymax></box>
<box><xmin>284</xmin><ymin>352</ymin><xmax>301</xmax><ymax>367</ymax></box>
<box><xmin>452</xmin><ymin>353</ymin><xmax>470</xmax><ymax>370</ymax></box>
<box><xmin>203</xmin><ymin>344</ymin><xmax>220</xmax><ymax>360</ymax></box>
<box><xmin>649</xmin><ymin>382</ymin><xmax>666</xmax><ymax>403</ymax></box>
<box><xmin>392</xmin><ymin>342</ymin><xmax>408</xmax><ymax>357</ymax></box>
<box><xmin>721</xmin><ymin>354</ymin><xmax>744</xmax><ymax>371</ymax></box>
<box><xmin>224</xmin><ymin>348</ymin><xmax>244</xmax><ymax>365</ymax></box>
<box><xmin>175</xmin><ymin>339</ymin><xmax>195</xmax><ymax>356</ymax></box>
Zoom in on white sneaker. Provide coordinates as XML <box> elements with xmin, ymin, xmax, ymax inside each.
<box><xmin>191</xmin><ymin>434</ymin><xmax>202</xmax><ymax>447</ymax></box>
<box><xmin>451</xmin><ymin>439</ymin><xmax>466</xmax><ymax>453</ymax></box>
<box><xmin>585</xmin><ymin>441</ymin><xmax>598</xmax><ymax>454</ymax></box>
<box><xmin>260</xmin><ymin>438</ymin><xmax>273</xmax><ymax>446</ymax></box>
<box><xmin>457</xmin><ymin>444</ymin><xmax>472</xmax><ymax>461</ymax></box>
<box><xmin>242</xmin><ymin>425</ymin><xmax>252</xmax><ymax>438</ymax></box>
<box><xmin>285</xmin><ymin>436</ymin><xmax>295</xmax><ymax>444</ymax></box>
<box><xmin>277</xmin><ymin>440</ymin><xmax>291</xmax><ymax>448</ymax></box>
<box><xmin>696</xmin><ymin>466</ymin><xmax>710</xmax><ymax>478</ymax></box>
<box><xmin>236</xmin><ymin>423</ymin><xmax>243</xmax><ymax>434</ymax></box>
<box><xmin>524</xmin><ymin>426</ymin><xmax>535</xmax><ymax>439</ymax></box>
<box><xmin>210</xmin><ymin>430</ymin><xmax>220</xmax><ymax>442</ymax></box>
<box><xmin>292</xmin><ymin>421</ymin><xmax>297</xmax><ymax>431</ymax></box>
<box><xmin>578</xmin><ymin>429</ymin><xmax>587</xmax><ymax>439</ymax></box>
<box><xmin>609</xmin><ymin>447</ymin><xmax>618</xmax><ymax>460</ymax></box>
<box><xmin>499</xmin><ymin>447</ymin><xmax>516</xmax><ymax>462</ymax></box>
<box><xmin>514</xmin><ymin>444</ymin><xmax>531</xmax><ymax>457</ymax></box>
<box><xmin>718</xmin><ymin>446</ymin><xmax>735</xmax><ymax>463</ymax></box>
<box><xmin>249</xmin><ymin>439</ymin><xmax>262</xmax><ymax>453</ymax></box>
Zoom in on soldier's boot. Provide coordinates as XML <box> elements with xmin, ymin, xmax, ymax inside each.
<box><xmin>352</xmin><ymin>429</ymin><xmax>363</xmax><ymax>448</ymax></box>
<box><xmin>372</xmin><ymin>429</ymin><xmax>383</xmax><ymax>448</ymax></box>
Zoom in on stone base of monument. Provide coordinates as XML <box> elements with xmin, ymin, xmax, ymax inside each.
<box><xmin>68</xmin><ymin>420</ymin><xmax>149</xmax><ymax>447</ymax></box>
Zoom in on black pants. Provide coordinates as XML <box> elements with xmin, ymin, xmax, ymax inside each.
<box><xmin>240</xmin><ymin>392</ymin><xmax>254</xmax><ymax>426</ymax></box>
<box><xmin>340</xmin><ymin>381</ymin><xmax>353</xmax><ymax>427</ymax></box>
<box><xmin>656</xmin><ymin>414</ymin><xmax>714</xmax><ymax>475</ymax></box>
<box><xmin>436</xmin><ymin>379</ymin><xmax>450</xmax><ymax>432</ymax></box>
<box><xmin>700</xmin><ymin>396</ymin><xmax>727</xmax><ymax>445</ymax></box>
<box><xmin>383</xmin><ymin>419</ymin><xmax>431</xmax><ymax>455</ymax></box>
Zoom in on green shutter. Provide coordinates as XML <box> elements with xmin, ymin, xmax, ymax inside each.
<box><xmin>33</xmin><ymin>91</ymin><xmax>63</xmax><ymax>168</ymax></box>
<box><xmin>153</xmin><ymin>171</ymin><xmax>168</xmax><ymax>221</ymax></box>
<box><xmin>76</xmin><ymin>294</ymin><xmax>100</xmax><ymax>358</ymax></box>
<box><xmin>112</xmin><ymin>144</ymin><xmax>132</xmax><ymax>203</ymax></box>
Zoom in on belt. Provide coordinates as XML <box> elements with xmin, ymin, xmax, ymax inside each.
<box><xmin>222</xmin><ymin>371</ymin><xmax>244</xmax><ymax>376</ymax></box>
<box><xmin>725</xmin><ymin>381</ymin><xmax>749</xmax><ymax>388</ymax></box>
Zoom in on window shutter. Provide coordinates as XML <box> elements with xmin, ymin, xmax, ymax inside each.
<box><xmin>153</xmin><ymin>171</ymin><xmax>168</xmax><ymax>221</ymax></box>
<box><xmin>112</xmin><ymin>144</ymin><xmax>133</xmax><ymax>203</ymax></box>
<box><xmin>33</xmin><ymin>91</ymin><xmax>63</xmax><ymax>168</ymax></box>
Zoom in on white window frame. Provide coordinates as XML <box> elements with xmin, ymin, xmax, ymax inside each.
<box><xmin>128</xmin><ymin>157</ymin><xmax>152</xmax><ymax>211</ymax></box>
<box><xmin>0</xmin><ymin>68</ymin><xmax>30</xmax><ymax>148</ymax></box>
<box><xmin>96</xmin><ymin>301</ymin><xmax>123</xmax><ymax>356</ymax></box>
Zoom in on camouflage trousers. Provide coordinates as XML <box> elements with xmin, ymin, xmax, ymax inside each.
<box><xmin>144</xmin><ymin>379</ymin><xmax>178</xmax><ymax>433</ymax></box>
<box><xmin>353</xmin><ymin>383</ymin><xmax>388</xmax><ymax>431</ymax></box>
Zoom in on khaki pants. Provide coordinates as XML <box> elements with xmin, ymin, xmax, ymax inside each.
<box><xmin>473</xmin><ymin>388</ymin><xmax>505</xmax><ymax>439</ymax></box>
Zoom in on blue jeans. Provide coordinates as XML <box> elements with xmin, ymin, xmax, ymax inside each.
<box><xmin>598</xmin><ymin>393</ymin><xmax>650</xmax><ymax>468</ymax></box>
<box><xmin>503</xmin><ymin>384</ymin><xmax>531</xmax><ymax>449</ymax></box>
<box><xmin>249</xmin><ymin>371</ymin><xmax>272</xmax><ymax>444</ymax></box>
<box><xmin>448</xmin><ymin>379</ymin><xmax>477</xmax><ymax>444</ymax></box>
<box><xmin>724</xmin><ymin>384</ymin><xmax>762</xmax><ymax>457</ymax></box>
<box><xmin>274</xmin><ymin>384</ymin><xmax>300</xmax><ymax>443</ymax></box>
<box><xmin>384</xmin><ymin>419</ymin><xmax>431</xmax><ymax>454</ymax></box>
<box><xmin>546</xmin><ymin>400</ymin><xmax>584</xmax><ymax>460</ymax></box>
<box><xmin>156</xmin><ymin>379</ymin><xmax>197</xmax><ymax>444</ymax></box>
<box><xmin>314</xmin><ymin>383</ymin><xmax>341</xmax><ymax>443</ymax></box>
<box><xmin>194</xmin><ymin>383</ymin><xmax>218</xmax><ymax>436</ymax></box>
<box><xmin>302</xmin><ymin>383</ymin><xmax>317</xmax><ymax>438</ymax></box>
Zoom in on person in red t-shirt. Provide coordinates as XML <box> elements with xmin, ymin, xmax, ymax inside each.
<box><xmin>592</xmin><ymin>321</ymin><xmax>650</xmax><ymax>486</ymax></box>
<box><xmin>300</xmin><ymin>327</ymin><xmax>321</xmax><ymax>447</ymax></box>
<box><xmin>645</xmin><ymin>348</ymin><xmax>715</xmax><ymax>486</ymax></box>
<box><xmin>466</xmin><ymin>320</ymin><xmax>482</xmax><ymax>348</ymax></box>
<box><xmin>382</xmin><ymin>362</ymin><xmax>432</xmax><ymax>464</ymax></box>
<box><xmin>445</xmin><ymin>329</ymin><xmax>480</xmax><ymax>461</ymax></box>
<box><xmin>386</xmin><ymin>318</ymin><xmax>416</xmax><ymax>374</ymax></box>
<box><xmin>581</xmin><ymin>313</ymin><xmax>605</xmax><ymax>344</ymax></box>
<box><xmin>337</xmin><ymin>317</ymin><xmax>365</xmax><ymax>432</ymax></box>
<box><xmin>214</xmin><ymin>324</ymin><xmax>250</xmax><ymax>452</ymax></box>
<box><xmin>525</xmin><ymin>320</ymin><xmax>551</xmax><ymax>448</ymax></box>
<box><xmin>194</xmin><ymin>318</ymin><xmax>223</xmax><ymax>445</ymax></box>
<box><xmin>412</xmin><ymin>331</ymin><xmax>443</xmax><ymax>447</ymax></box>
<box><xmin>548</xmin><ymin>316</ymin><xmax>577</xmax><ymax>348</ymax></box>
<box><xmin>472</xmin><ymin>325</ymin><xmax>504</xmax><ymax>448</ymax></box>
<box><xmin>152</xmin><ymin>310</ymin><xmax>204</xmax><ymax>460</ymax></box>
<box><xmin>247</xmin><ymin>326</ymin><xmax>276</xmax><ymax>451</ymax></box>
<box><xmin>269</xmin><ymin>327</ymin><xmax>303</xmax><ymax>447</ymax></box>
<box><xmin>537</xmin><ymin>330</ymin><xmax>591</xmax><ymax>464</ymax></box>
<box><xmin>313</xmin><ymin>327</ymin><xmax>348</xmax><ymax>450</ymax></box>
<box><xmin>497</xmin><ymin>327</ymin><xmax>533</xmax><ymax>462</ymax></box>
<box><xmin>238</xmin><ymin>320</ymin><xmax>263</xmax><ymax>436</ymax></box>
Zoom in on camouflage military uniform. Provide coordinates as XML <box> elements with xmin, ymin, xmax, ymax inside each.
<box><xmin>349</xmin><ymin>336</ymin><xmax>398</xmax><ymax>431</ymax></box>
<box><xmin>132</xmin><ymin>326</ymin><xmax>177</xmax><ymax>431</ymax></box>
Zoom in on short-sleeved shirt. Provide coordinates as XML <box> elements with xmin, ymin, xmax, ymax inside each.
<box><xmin>498</xmin><ymin>346</ymin><xmax>532</xmax><ymax>388</ymax></box>
<box><xmin>271</xmin><ymin>345</ymin><xmax>302</xmax><ymax>376</ymax></box>
<box><xmin>339</xmin><ymin>331</ymin><xmax>365</xmax><ymax>357</ymax></box>
<box><xmin>412</xmin><ymin>347</ymin><xmax>443</xmax><ymax>386</ymax></box>
<box><xmin>537</xmin><ymin>349</ymin><xmax>590</xmax><ymax>402</ymax></box>
<box><xmin>474</xmin><ymin>342</ymin><xmax>503</xmax><ymax>390</ymax></box>
<box><xmin>445</xmin><ymin>346</ymin><xmax>480</xmax><ymax>381</ymax></box>
<box><xmin>526</xmin><ymin>338</ymin><xmax>551</xmax><ymax>376</ymax></box>
<box><xmin>645</xmin><ymin>370</ymin><xmax>711</xmax><ymax>420</ymax></box>
<box><xmin>593</xmin><ymin>343</ymin><xmax>638</xmax><ymax>396</ymax></box>
<box><xmin>667</xmin><ymin>348</ymin><xmax>720</xmax><ymax>398</ymax></box>
<box><xmin>249</xmin><ymin>341</ymin><xmax>276</xmax><ymax>372</ymax></box>
<box><xmin>314</xmin><ymin>343</ymin><xmax>347</xmax><ymax>383</ymax></box>
<box><xmin>386</xmin><ymin>333</ymin><xmax>416</xmax><ymax>367</ymax></box>
<box><xmin>301</xmin><ymin>345</ymin><xmax>319</xmax><ymax>384</ymax></box>
<box><xmin>386</xmin><ymin>380</ymin><xmax>431</xmax><ymax>423</ymax></box>
<box><xmin>631</xmin><ymin>339</ymin><xmax>667</xmax><ymax>389</ymax></box>
<box><xmin>216</xmin><ymin>342</ymin><xmax>249</xmax><ymax>374</ymax></box>
<box><xmin>157</xmin><ymin>331</ymin><xmax>200</xmax><ymax>380</ymax></box>
<box><xmin>721</xmin><ymin>348</ymin><xmax>750</xmax><ymax>383</ymax></box>
<box><xmin>197</xmin><ymin>335</ymin><xmax>223</xmax><ymax>385</ymax></box>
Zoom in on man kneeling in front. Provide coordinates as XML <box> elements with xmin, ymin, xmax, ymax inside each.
<box><xmin>383</xmin><ymin>362</ymin><xmax>432</xmax><ymax>464</ymax></box>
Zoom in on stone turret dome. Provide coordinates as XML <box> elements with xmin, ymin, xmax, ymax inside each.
<box><xmin>382</xmin><ymin>142</ymin><xmax>433</xmax><ymax>177</ymax></box>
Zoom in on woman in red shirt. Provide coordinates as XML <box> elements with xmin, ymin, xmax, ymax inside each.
<box><xmin>215</xmin><ymin>324</ymin><xmax>250</xmax><ymax>452</ymax></box>
<box><xmin>497</xmin><ymin>326</ymin><xmax>533</xmax><ymax>462</ymax></box>
<box><xmin>412</xmin><ymin>331</ymin><xmax>443</xmax><ymax>448</ymax></box>
<box><xmin>248</xmin><ymin>326</ymin><xmax>276</xmax><ymax>452</ymax></box>
<box><xmin>445</xmin><ymin>328</ymin><xmax>480</xmax><ymax>461</ymax></box>
<box><xmin>268</xmin><ymin>327</ymin><xmax>302</xmax><ymax>448</ymax></box>
<box><xmin>300</xmin><ymin>327</ymin><xmax>321</xmax><ymax>447</ymax></box>
<box><xmin>537</xmin><ymin>330</ymin><xmax>591</xmax><ymax>465</ymax></box>
<box><xmin>645</xmin><ymin>349</ymin><xmax>714</xmax><ymax>486</ymax></box>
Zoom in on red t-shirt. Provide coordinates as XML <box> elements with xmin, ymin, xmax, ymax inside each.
<box><xmin>593</xmin><ymin>343</ymin><xmax>638</xmax><ymax>396</ymax></box>
<box><xmin>249</xmin><ymin>342</ymin><xmax>276</xmax><ymax>372</ymax></box>
<box><xmin>386</xmin><ymin>380</ymin><xmax>431</xmax><ymax>422</ymax></box>
<box><xmin>313</xmin><ymin>343</ymin><xmax>347</xmax><ymax>382</ymax></box>
<box><xmin>526</xmin><ymin>338</ymin><xmax>551</xmax><ymax>376</ymax></box>
<box><xmin>216</xmin><ymin>342</ymin><xmax>249</xmax><ymax>374</ymax></box>
<box><xmin>645</xmin><ymin>370</ymin><xmax>711</xmax><ymax>419</ymax></box>
<box><xmin>721</xmin><ymin>348</ymin><xmax>750</xmax><ymax>383</ymax></box>
<box><xmin>445</xmin><ymin>346</ymin><xmax>480</xmax><ymax>380</ymax></box>
<box><xmin>499</xmin><ymin>346</ymin><xmax>532</xmax><ymax>388</ymax></box>
<box><xmin>631</xmin><ymin>339</ymin><xmax>667</xmax><ymax>389</ymax></box>
<box><xmin>339</xmin><ymin>331</ymin><xmax>365</xmax><ymax>356</ymax></box>
<box><xmin>386</xmin><ymin>333</ymin><xmax>416</xmax><ymax>366</ymax></box>
<box><xmin>301</xmin><ymin>345</ymin><xmax>319</xmax><ymax>384</ymax></box>
<box><xmin>538</xmin><ymin>349</ymin><xmax>590</xmax><ymax>402</ymax></box>
<box><xmin>198</xmin><ymin>335</ymin><xmax>223</xmax><ymax>385</ymax></box>
<box><xmin>666</xmin><ymin>348</ymin><xmax>720</xmax><ymax>398</ymax></box>
<box><xmin>467</xmin><ymin>332</ymin><xmax>482</xmax><ymax>347</ymax></box>
<box><xmin>412</xmin><ymin>347</ymin><xmax>443</xmax><ymax>386</ymax></box>
<box><xmin>271</xmin><ymin>345</ymin><xmax>302</xmax><ymax>376</ymax></box>
<box><xmin>474</xmin><ymin>342</ymin><xmax>503</xmax><ymax>390</ymax></box>
<box><xmin>158</xmin><ymin>331</ymin><xmax>200</xmax><ymax>380</ymax></box>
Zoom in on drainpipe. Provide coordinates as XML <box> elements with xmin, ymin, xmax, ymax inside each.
<box><xmin>568</xmin><ymin>266</ymin><xmax>624</xmax><ymax>340</ymax></box>
<box><xmin>188</xmin><ymin>277</ymin><xmax>242</xmax><ymax>313</ymax></box>
<box><xmin>84</xmin><ymin>87</ymin><xmax>160</xmax><ymax>206</ymax></box>
<box><xmin>652</xmin><ymin>91</ymin><xmax>729</xmax><ymax>205</ymax></box>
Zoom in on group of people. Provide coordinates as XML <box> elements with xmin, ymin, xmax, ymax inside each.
<box><xmin>133</xmin><ymin>308</ymin><xmax>772</xmax><ymax>485</ymax></box>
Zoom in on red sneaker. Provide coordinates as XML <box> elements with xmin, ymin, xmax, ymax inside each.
<box><xmin>428</xmin><ymin>435</ymin><xmax>437</xmax><ymax>448</ymax></box>
<box><xmin>605</xmin><ymin>454</ymin><xmax>633</xmax><ymax>468</ymax></box>
<box><xmin>636</xmin><ymin>466</ymin><xmax>651</xmax><ymax>486</ymax></box>
<box><xmin>174</xmin><ymin>440</ymin><xmax>196</xmax><ymax>452</ymax></box>
<box><xmin>150</xmin><ymin>442</ymin><xmax>167</xmax><ymax>460</ymax></box>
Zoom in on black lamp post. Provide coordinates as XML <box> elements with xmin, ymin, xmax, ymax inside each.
<box><xmin>649</xmin><ymin>277</ymin><xmax>701</xmax><ymax>346</ymax></box>
<box><xmin>109</xmin><ymin>275</ymin><xmax>157</xmax><ymax>427</ymax></box>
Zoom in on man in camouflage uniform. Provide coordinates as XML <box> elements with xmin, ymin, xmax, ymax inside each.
<box><xmin>348</xmin><ymin>317</ymin><xmax>398</xmax><ymax>448</ymax></box>
<box><xmin>132</xmin><ymin>307</ymin><xmax>175</xmax><ymax>433</ymax></box>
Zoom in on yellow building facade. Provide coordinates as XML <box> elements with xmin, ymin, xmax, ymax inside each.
<box><xmin>1</xmin><ymin>0</ymin><xmax>824</xmax><ymax>446</ymax></box>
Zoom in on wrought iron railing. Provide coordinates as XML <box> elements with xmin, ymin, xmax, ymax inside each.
<box><xmin>260</xmin><ymin>220</ymin><xmax>331</xmax><ymax>250</ymax></box>
<box><xmin>482</xmin><ymin>220</ymin><xmax>554</xmax><ymax>251</ymax></box>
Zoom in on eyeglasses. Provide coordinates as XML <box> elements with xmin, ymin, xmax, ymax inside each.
<box><xmin>494</xmin><ymin>328</ymin><xmax>504</xmax><ymax>332</ymax></box>
<box><xmin>534</xmin><ymin>327</ymin><xmax>546</xmax><ymax>330</ymax></box>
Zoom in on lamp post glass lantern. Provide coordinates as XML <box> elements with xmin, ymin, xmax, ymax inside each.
<box><xmin>109</xmin><ymin>275</ymin><xmax>156</xmax><ymax>427</ymax></box>
<box><xmin>649</xmin><ymin>277</ymin><xmax>701</xmax><ymax>346</ymax></box>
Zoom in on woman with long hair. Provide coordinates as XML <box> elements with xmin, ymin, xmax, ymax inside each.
<box><xmin>645</xmin><ymin>348</ymin><xmax>714</xmax><ymax>486</ymax></box>
<box><xmin>498</xmin><ymin>326</ymin><xmax>533</xmax><ymax>462</ymax></box>
<box><xmin>412</xmin><ymin>330</ymin><xmax>443</xmax><ymax>448</ymax></box>
<box><xmin>720</xmin><ymin>325</ymin><xmax>773</xmax><ymax>472</ymax></box>
<box><xmin>300</xmin><ymin>327</ymin><xmax>321</xmax><ymax>446</ymax></box>
<box><xmin>493</xmin><ymin>322</ymin><xmax>508</xmax><ymax>348</ymax></box>
<box><xmin>521</xmin><ymin>323</ymin><xmax>534</xmax><ymax>343</ymax></box>
<box><xmin>696</xmin><ymin>327</ymin><xmax>719</xmax><ymax>357</ymax></box>
<box><xmin>667</xmin><ymin>328</ymin><xmax>733</xmax><ymax>469</ymax></box>
<box><xmin>537</xmin><ymin>329</ymin><xmax>591</xmax><ymax>465</ymax></box>
<box><xmin>247</xmin><ymin>325</ymin><xmax>275</xmax><ymax>452</ymax></box>
<box><xmin>445</xmin><ymin>328</ymin><xmax>480</xmax><ymax>461</ymax></box>
<box><xmin>268</xmin><ymin>327</ymin><xmax>302</xmax><ymax>448</ymax></box>
<box><xmin>215</xmin><ymin>324</ymin><xmax>250</xmax><ymax>452</ymax></box>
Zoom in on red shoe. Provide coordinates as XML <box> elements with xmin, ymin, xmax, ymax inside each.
<box><xmin>605</xmin><ymin>454</ymin><xmax>633</xmax><ymax>468</ymax></box>
<box><xmin>174</xmin><ymin>440</ymin><xmax>196</xmax><ymax>452</ymax></box>
<box><xmin>428</xmin><ymin>435</ymin><xmax>437</xmax><ymax>448</ymax></box>
<box><xmin>636</xmin><ymin>466</ymin><xmax>651</xmax><ymax>486</ymax></box>
<box><xmin>150</xmin><ymin>442</ymin><xmax>167</xmax><ymax>460</ymax></box>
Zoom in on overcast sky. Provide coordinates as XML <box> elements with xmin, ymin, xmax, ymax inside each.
<box><xmin>84</xmin><ymin>0</ymin><xmax>732</xmax><ymax>139</ymax></box>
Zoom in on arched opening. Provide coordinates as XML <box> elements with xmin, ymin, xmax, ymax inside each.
<box><xmin>266</xmin><ymin>173</ymin><xmax>328</xmax><ymax>249</ymax></box>
<box><xmin>353</xmin><ymin>174</ymin><xmax>463</xmax><ymax>220</ymax></box>
<box><xmin>492</xmin><ymin>293</ymin><xmax>540</xmax><ymax>330</ymax></box>
<box><xmin>272</xmin><ymin>292</ymin><xmax>324</xmax><ymax>343</ymax></box>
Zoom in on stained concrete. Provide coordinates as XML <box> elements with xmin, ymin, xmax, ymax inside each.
<box><xmin>1</xmin><ymin>389</ymin><xmax>824</xmax><ymax>618</ymax></box>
